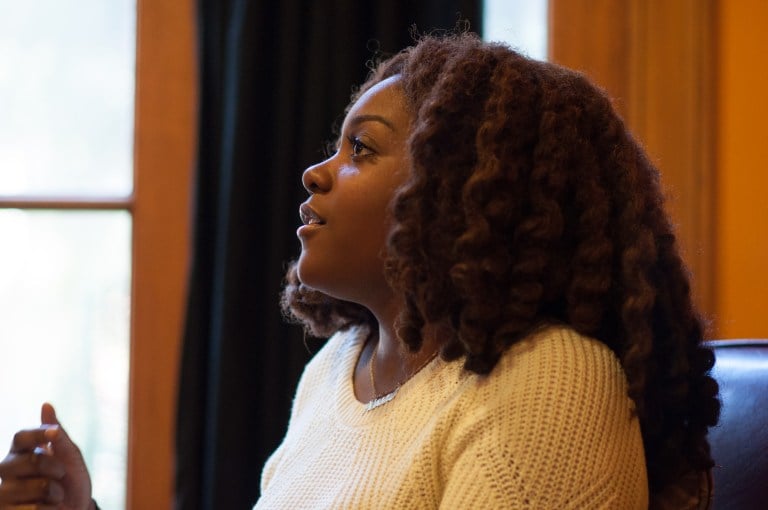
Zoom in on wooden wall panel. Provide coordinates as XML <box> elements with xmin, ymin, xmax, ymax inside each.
<box><xmin>549</xmin><ymin>0</ymin><xmax>717</xmax><ymax>321</ymax></box>
<box><xmin>715</xmin><ymin>0</ymin><xmax>768</xmax><ymax>338</ymax></box>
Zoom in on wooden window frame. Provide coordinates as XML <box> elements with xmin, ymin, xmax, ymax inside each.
<box><xmin>128</xmin><ymin>0</ymin><xmax>195</xmax><ymax>507</ymax></box>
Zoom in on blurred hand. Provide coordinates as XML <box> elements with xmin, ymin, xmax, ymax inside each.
<box><xmin>0</xmin><ymin>403</ymin><xmax>94</xmax><ymax>510</ymax></box>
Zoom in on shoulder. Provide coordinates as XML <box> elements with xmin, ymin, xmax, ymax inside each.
<box><xmin>494</xmin><ymin>325</ymin><xmax>626</xmax><ymax>394</ymax></box>
<box><xmin>261</xmin><ymin>325</ymin><xmax>367</xmax><ymax>492</ymax></box>
<box><xmin>440</xmin><ymin>325</ymin><xmax>648</xmax><ymax>507</ymax></box>
<box><xmin>489</xmin><ymin>325</ymin><xmax>635</xmax><ymax>436</ymax></box>
<box><xmin>289</xmin><ymin>325</ymin><xmax>366</xmax><ymax>416</ymax></box>
<box><xmin>461</xmin><ymin>325</ymin><xmax>629</xmax><ymax>410</ymax></box>
<box><xmin>444</xmin><ymin>324</ymin><xmax>635</xmax><ymax>442</ymax></box>
<box><xmin>303</xmin><ymin>324</ymin><xmax>366</xmax><ymax>375</ymax></box>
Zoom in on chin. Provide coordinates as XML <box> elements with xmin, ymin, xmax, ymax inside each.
<box><xmin>296</xmin><ymin>254</ymin><xmax>333</xmax><ymax>294</ymax></box>
<box><xmin>296</xmin><ymin>258</ymin><xmax>359</xmax><ymax>305</ymax></box>
<box><xmin>295</xmin><ymin>255</ymin><xmax>314</xmax><ymax>286</ymax></box>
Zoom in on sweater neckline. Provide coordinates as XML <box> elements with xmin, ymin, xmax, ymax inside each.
<box><xmin>334</xmin><ymin>326</ymin><xmax>446</xmax><ymax>427</ymax></box>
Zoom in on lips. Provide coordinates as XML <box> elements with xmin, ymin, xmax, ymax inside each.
<box><xmin>299</xmin><ymin>202</ymin><xmax>325</xmax><ymax>226</ymax></box>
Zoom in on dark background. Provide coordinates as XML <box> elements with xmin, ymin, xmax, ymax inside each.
<box><xmin>175</xmin><ymin>1</ymin><xmax>482</xmax><ymax>508</ymax></box>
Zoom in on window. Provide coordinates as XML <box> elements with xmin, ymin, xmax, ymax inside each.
<box><xmin>483</xmin><ymin>0</ymin><xmax>549</xmax><ymax>60</ymax></box>
<box><xmin>1</xmin><ymin>2</ymin><xmax>195</xmax><ymax>507</ymax></box>
<box><xmin>0</xmin><ymin>1</ymin><xmax>136</xmax><ymax>508</ymax></box>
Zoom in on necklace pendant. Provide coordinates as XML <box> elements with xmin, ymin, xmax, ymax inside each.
<box><xmin>365</xmin><ymin>387</ymin><xmax>398</xmax><ymax>411</ymax></box>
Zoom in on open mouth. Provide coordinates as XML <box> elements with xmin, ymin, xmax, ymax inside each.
<box><xmin>299</xmin><ymin>203</ymin><xmax>325</xmax><ymax>226</ymax></box>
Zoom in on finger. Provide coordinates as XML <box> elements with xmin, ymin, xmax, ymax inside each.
<box><xmin>7</xmin><ymin>430</ymin><xmax>56</xmax><ymax>455</ymax></box>
<box><xmin>38</xmin><ymin>405</ymin><xmax>76</xmax><ymax>458</ymax></box>
<box><xmin>39</xmin><ymin>405</ymin><xmax>63</xmax><ymax>443</ymax></box>
<box><xmin>39</xmin><ymin>404</ymin><xmax>58</xmax><ymax>428</ymax></box>
<box><xmin>0</xmin><ymin>478</ymin><xmax>64</xmax><ymax>505</ymax></box>
<box><xmin>0</xmin><ymin>452</ymin><xmax>66</xmax><ymax>480</ymax></box>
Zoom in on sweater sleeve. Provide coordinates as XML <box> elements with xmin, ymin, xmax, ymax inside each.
<box><xmin>258</xmin><ymin>327</ymin><xmax>362</xmax><ymax>497</ymax></box>
<box><xmin>439</xmin><ymin>328</ymin><xmax>648</xmax><ymax>509</ymax></box>
<box><xmin>259</xmin><ymin>331</ymin><xmax>337</xmax><ymax>494</ymax></box>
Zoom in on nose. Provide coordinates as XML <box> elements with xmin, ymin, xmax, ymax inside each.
<box><xmin>301</xmin><ymin>158</ymin><xmax>333</xmax><ymax>194</ymax></box>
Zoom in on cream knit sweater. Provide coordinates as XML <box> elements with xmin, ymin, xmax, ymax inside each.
<box><xmin>255</xmin><ymin>325</ymin><xmax>648</xmax><ymax>509</ymax></box>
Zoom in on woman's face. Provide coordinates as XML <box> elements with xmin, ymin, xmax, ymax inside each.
<box><xmin>296</xmin><ymin>75</ymin><xmax>411</xmax><ymax>311</ymax></box>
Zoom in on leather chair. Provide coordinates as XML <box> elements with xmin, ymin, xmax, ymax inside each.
<box><xmin>705</xmin><ymin>339</ymin><xmax>768</xmax><ymax>510</ymax></box>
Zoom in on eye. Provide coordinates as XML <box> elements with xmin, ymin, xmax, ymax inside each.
<box><xmin>347</xmin><ymin>135</ymin><xmax>375</xmax><ymax>159</ymax></box>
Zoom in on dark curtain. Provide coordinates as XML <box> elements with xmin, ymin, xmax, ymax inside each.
<box><xmin>175</xmin><ymin>1</ymin><xmax>482</xmax><ymax>509</ymax></box>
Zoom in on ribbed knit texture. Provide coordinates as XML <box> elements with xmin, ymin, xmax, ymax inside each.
<box><xmin>255</xmin><ymin>325</ymin><xmax>648</xmax><ymax>509</ymax></box>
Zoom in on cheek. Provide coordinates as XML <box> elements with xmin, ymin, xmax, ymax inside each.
<box><xmin>332</xmin><ymin>197</ymin><xmax>390</xmax><ymax>262</ymax></box>
<box><xmin>296</xmin><ymin>198</ymin><xmax>392</xmax><ymax>296</ymax></box>
<box><xmin>295</xmin><ymin>166</ymin><xmax>405</xmax><ymax>298</ymax></box>
<box><xmin>349</xmin><ymin>197</ymin><xmax>395</xmax><ymax>254</ymax></box>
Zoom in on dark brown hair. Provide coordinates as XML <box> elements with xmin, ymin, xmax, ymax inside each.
<box><xmin>282</xmin><ymin>32</ymin><xmax>719</xmax><ymax>501</ymax></box>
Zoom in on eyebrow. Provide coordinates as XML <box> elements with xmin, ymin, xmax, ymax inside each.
<box><xmin>346</xmin><ymin>114</ymin><xmax>397</xmax><ymax>132</ymax></box>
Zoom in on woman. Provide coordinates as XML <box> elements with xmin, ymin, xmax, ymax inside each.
<box><xmin>0</xmin><ymin>33</ymin><xmax>719</xmax><ymax>509</ymax></box>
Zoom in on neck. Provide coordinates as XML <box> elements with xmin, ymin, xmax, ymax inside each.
<box><xmin>353</xmin><ymin>294</ymin><xmax>444</xmax><ymax>403</ymax></box>
<box><xmin>370</xmin><ymin>314</ymin><xmax>443</xmax><ymax>398</ymax></box>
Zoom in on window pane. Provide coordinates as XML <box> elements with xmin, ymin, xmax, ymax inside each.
<box><xmin>483</xmin><ymin>0</ymin><xmax>549</xmax><ymax>61</ymax></box>
<box><xmin>0</xmin><ymin>210</ymin><xmax>130</xmax><ymax>510</ymax></box>
<box><xmin>0</xmin><ymin>1</ymin><xmax>135</xmax><ymax>196</ymax></box>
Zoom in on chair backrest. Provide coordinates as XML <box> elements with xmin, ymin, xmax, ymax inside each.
<box><xmin>705</xmin><ymin>339</ymin><xmax>768</xmax><ymax>510</ymax></box>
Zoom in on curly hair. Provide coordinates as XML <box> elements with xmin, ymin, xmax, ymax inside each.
<box><xmin>281</xmin><ymin>32</ymin><xmax>720</xmax><ymax>502</ymax></box>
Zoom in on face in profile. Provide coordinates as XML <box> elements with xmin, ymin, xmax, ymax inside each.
<box><xmin>296</xmin><ymin>75</ymin><xmax>412</xmax><ymax>311</ymax></box>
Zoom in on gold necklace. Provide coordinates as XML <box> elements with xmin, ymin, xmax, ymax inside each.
<box><xmin>366</xmin><ymin>341</ymin><xmax>438</xmax><ymax>411</ymax></box>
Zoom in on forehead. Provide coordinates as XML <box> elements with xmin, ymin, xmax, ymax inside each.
<box><xmin>343</xmin><ymin>75</ymin><xmax>410</xmax><ymax>131</ymax></box>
